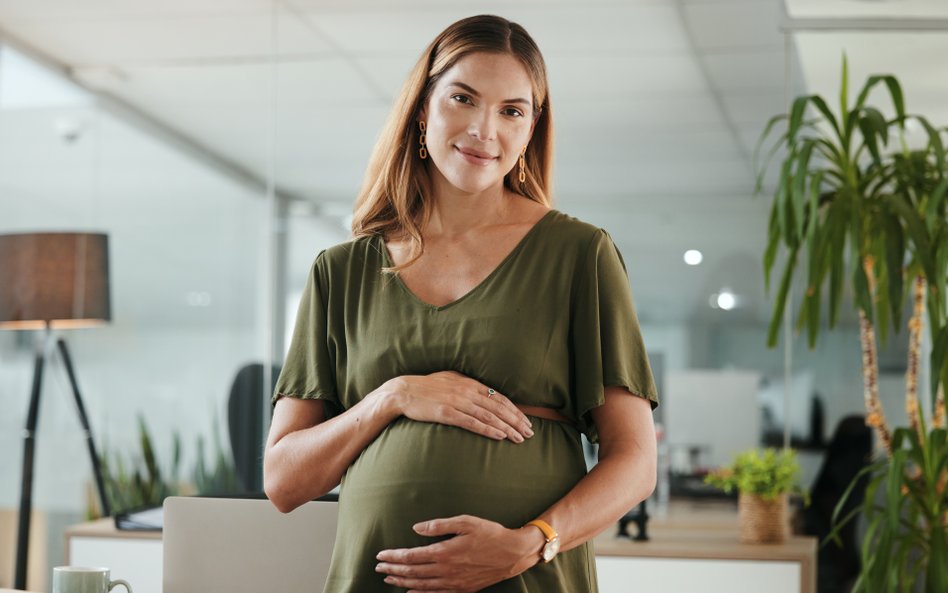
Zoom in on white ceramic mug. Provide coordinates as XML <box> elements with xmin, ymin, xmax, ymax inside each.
<box><xmin>52</xmin><ymin>566</ymin><xmax>133</xmax><ymax>593</ymax></box>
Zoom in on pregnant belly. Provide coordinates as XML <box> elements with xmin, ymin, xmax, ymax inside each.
<box><xmin>336</xmin><ymin>416</ymin><xmax>587</xmax><ymax>551</ymax></box>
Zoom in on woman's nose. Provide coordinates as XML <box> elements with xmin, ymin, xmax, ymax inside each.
<box><xmin>467</xmin><ymin>111</ymin><xmax>496</xmax><ymax>142</ymax></box>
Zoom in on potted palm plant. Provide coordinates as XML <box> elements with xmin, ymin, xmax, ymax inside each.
<box><xmin>704</xmin><ymin>447</ymin><xmax>809</xmax><ymax>543</ymax></box>
<box><xmin>755</xmin><ymin>56</ymin><xmax>947</xmax><ymax>593</ymax></box>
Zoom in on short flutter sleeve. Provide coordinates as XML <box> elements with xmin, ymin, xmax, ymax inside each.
<box><xmin>271</xmin><ymin>250</ymin><xmax>341</xmax><ymax>417</ymax></box>
<box><xmin>571</xmin><ymin>229</ymin><xmax>659</xmax><ymax>443</ymax></box>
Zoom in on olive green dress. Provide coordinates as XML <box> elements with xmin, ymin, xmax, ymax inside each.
<box><xmin>272</xmin><ymin>208</ymin><xmax>659</xmax><ymax>593</ymax></box>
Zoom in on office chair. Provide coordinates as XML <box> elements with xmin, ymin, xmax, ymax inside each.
<box><xmin>227</xmin><ymin>363</ymin><xmax>280</xmax><ymax>493</ymax></box>
<box><xmin>800</xmin><ymin>415</ymin><xmax>872</xmax><ymax>593</ymax></box>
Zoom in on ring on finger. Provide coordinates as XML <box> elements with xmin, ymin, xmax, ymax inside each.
<box><xmin>487</xmin><ymin>388</ymin><xmax>496</xmax><ymax>399</ymax></box>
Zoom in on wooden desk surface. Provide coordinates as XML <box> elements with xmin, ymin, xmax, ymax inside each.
<box><xmin>65</xmin><ymin>499</ymin><xmax>817</xmax><ymax>559</ymax></box>
<box><xmin>594</xmin><ymin>529</ymin><xmax>816</xmax><ymax>562</ymax></box>
<box><xmin>64</xmin><ymin>517</ymin><xmax>162</xmax><ymax>540</ymax></box>
<box><xmin>594</xmin><ymin>498</ymin><xmax>815</xmax><ymax>562</ymax></box>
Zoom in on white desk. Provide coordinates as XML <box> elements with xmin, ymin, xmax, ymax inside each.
<box><xmin>64</xmin><ymin>520</ymin><xmax>161</xmax><ymax>593</ymax></box>
<box><xmin>594</xmin><ymin>500</ymin><xmax>815</xmax><ymax>593</ymax></box>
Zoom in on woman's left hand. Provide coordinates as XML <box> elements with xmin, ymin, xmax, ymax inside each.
<box><xmin>375</xmin><ymin>515</ymin><xmax>543</xmax><ymax>592</ymax></box>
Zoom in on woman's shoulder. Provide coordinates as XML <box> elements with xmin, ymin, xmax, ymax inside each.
<box><xmin>308</xmin><ymin>235</ymin><xmax>382</xmax><ymax>276</ymax></box>
<box><xmin>316</xmin><ymin>235</ymin><xmax>380</xmax><ymax>262</ymax></box>
<box><xmin>543</xmin><ymin>208</ymin><xmax>612</xmax><ymax>251</ymax></box>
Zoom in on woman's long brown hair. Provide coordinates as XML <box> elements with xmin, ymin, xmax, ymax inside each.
<box><xmin>350</xmin><ymin>14</ymin><xmax>554</xmax><ymax>273</ymax></box>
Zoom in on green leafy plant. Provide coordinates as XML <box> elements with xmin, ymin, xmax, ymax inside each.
<box><xmin>755</xmin><ymin>55</ymin><xmax>947</xmax><ymax>592</ymax></box>
<box><xmin>191</xmin><ymin>414</ymin><xmax>243</xmax><ymax>495</ymax></box>
<box><xmin>704</xmin><ymin>447</ymin><xmax>809</xmax><ymax>503</ymax></box>
<box><xmin>95</xmin><ymin>414</ymin><xmax>182</xmax><ymax>517</ymax></box>
<box><xmin>827</xmin><ymin>426</ymin><xmax>947</xmax><ymax>593</ymax></box>
<box><xmin>92</xmin><ymin>412</ymin><xmax>241</xmax><ymax>519</ymax></box>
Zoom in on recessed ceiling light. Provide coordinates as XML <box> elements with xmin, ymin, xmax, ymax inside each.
<box><xmin>683</xmin><ymin>249</ymin><xmax>703</xmax><ymax>266</ymax></box>
<box><xmin>716</xmin><ymin>290</ymin><xmax>737</xmax><ymax>311</ymax></box>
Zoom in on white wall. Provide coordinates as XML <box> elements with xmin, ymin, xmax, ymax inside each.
<box><xmin>702</xmin><ymin>322</ymin><xmax>913</xmax><ymax>441</ymax></box>
<box><xmin>665</xmin><ymin>369</ymin><xmax>762</xmax><ymax>469</ymax></box>
<box><xmin>639</xmin><ymin>322</ymin><xmax>690</xmax><ymax>373</ymax></box>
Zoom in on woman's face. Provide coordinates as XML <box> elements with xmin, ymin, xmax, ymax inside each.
<box><xmin>419</xmin><ymin>52</ymin><xmax>536</xmax><ymax>196</ymax></box>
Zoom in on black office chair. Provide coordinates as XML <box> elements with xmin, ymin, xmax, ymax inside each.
<box><xmin>801</xmin><ymin>415</ymin><xmax>872</xmax><ymax>593</ymax></box>
<box><xmin>228</xmin><ymin>363</ymin><xmax>281</xmax><ymax>493</ymax></box>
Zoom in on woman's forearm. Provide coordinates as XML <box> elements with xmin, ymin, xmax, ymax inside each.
<box><xmin>537</xmin><ymin>444</ymin><xmax>656</xmax><ymax>553</ymax></box>
<box><xmin>264</xmin><ymin>381</ymin><xmax>401</xmax><ymax>513</ymax></box>
<box><xmin>524</xmin><ymin>391</ymin><xmax>658</xmax><ymax>555</ymax></box>
<box><xmin>265</xmin><ymin>370</ymin><xmax>535</xmax><ymax>514</ymax></box>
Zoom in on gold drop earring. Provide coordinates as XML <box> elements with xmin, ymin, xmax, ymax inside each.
<box><xmin>519</xmin><ymin>146</ymin><xmax>527</xmax><ymax>184</ymax></box>
<box><xmin>418</xmin><ymin>121</ymin><xmax>428</xmax><ymax>160</ymax></box>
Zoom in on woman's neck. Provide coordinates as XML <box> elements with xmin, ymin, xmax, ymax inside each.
<box><xmin>425</xmin><ymin>181</ymin><xmax>511</xmax><ymax>240</ymax></box>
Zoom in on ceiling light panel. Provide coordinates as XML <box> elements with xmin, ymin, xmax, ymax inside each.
<box><xmin>292</xmin><ymin>4</ymin><xmax>691</xmax><ymax>56</ymax></box>
<box><xmin>108</xmin><ymin>58</ymin><xmax>382</xmax><ymax>111</ymax></box>
<box><xmin>2</xmin><ymin>10</ymin><xmax>332</xmax><ymax>65</ymax></box>
<box><xmin>0</xmin><ymin>0</ymin><xmax>269</xmax><ymax>21</ymax></box>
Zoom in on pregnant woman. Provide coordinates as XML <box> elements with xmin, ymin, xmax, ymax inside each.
<box><xmin>264</xmin><ymin>14</ymin><xmax>659</xmax><ymax>593</ymax></box>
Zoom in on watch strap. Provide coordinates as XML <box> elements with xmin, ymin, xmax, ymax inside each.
<box><xmin>525</xmin><ymin>519</ymin><xmax>557</xmax><ymax>542</ymax></box>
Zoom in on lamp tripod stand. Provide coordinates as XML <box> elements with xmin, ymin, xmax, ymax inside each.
<box><xmin>0</xmin><ymin>231</ymin><xmax>113</xmax><ymax>591</ymax></box>
<box><xmin>15</xmin><ymin>326</ymin><xmax>112</xmax><ymax>590</ymax></box>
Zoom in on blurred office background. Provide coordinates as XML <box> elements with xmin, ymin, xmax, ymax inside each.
<box><xmin>1</xmin><ymin>0</ymin><xmax>945</xmax><ymax>587</ymax></box>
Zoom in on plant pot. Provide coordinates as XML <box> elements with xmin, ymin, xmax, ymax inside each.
<box><xmin>738</xmin><ymin>492</ymin><xmax>788</xmax><ymax>544</ymax></box>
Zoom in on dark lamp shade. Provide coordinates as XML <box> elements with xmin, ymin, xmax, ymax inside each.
<box><xmin>0</xmin><ymin>232</ymin><xmax>111</xmax><ymax>330</ymax></box>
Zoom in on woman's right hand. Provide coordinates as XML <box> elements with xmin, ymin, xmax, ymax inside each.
<box><xmin>388</xmin><ymin>371</ymin><xmax>534</xmax><ymax>442</ymax></box>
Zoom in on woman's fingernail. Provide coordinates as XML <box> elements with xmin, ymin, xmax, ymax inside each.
<box><xmin>525</xmin><ymin>428</ymin><xmax>534</xmax><ymax>437</ymax></box>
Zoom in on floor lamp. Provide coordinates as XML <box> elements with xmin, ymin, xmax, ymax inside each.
<box><xmin>0</xmin><ymin>232</ymin><xmax>112</xmax><ymax>591</ymax></box>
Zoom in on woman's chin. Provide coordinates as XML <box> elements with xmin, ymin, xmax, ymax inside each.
<box><xmin>440</xmin><ymin>175</ymin><xmax>504</xmax><ymax>196</ymax></box>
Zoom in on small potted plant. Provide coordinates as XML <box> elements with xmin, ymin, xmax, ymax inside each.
<box><xmin>704</xmin><ymin>447</ymin><xmax>809</xmax><ymax>543</ymax></box>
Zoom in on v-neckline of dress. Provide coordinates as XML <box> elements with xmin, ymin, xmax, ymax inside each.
<box><xmin>378</xmin><ymin>208</ymin><xmax>558</xmax><ymax>312</ymax></box>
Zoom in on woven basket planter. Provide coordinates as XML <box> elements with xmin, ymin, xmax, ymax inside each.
<box><xmin>738</xmin><ymin>492</ymin><xmax>788</xmax><ymax>544</ymax></box>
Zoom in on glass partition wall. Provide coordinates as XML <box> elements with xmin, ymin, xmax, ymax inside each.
<box><xmin>0</xmin><ymin>40</ymin><xmax>279</xmax><ymax>588</ymax></box>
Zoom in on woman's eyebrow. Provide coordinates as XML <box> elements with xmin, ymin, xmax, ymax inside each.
<box><xmin>447</xmin><ymin>81</ymin><xmax>532</xmax><ymax>107</ymax></box>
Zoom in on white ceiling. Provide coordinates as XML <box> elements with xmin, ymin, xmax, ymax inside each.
<box><xmin>0</xmin><ymin>0</ymin><xmax>945</xmax><ymax>329</ymax></box>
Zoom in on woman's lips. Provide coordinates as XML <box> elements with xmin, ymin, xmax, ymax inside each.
<box><xmin>455</xmin><ymin>146</ymin><xmax>496</xmax><ymax>166</ymax></box>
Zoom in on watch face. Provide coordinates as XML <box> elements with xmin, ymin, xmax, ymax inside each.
<box><xmin>542</xmin><ymin>538</ymin><xmax>561</xmax><ymax>562</ymax></box>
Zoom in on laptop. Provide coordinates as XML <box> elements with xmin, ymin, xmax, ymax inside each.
<box><xmin>163</xmin><ymin>496</ymin><xmax>338</xmax><ymax>593</ymax></box>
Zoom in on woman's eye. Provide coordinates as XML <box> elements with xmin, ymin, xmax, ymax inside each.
<box><xmin>503</xmin><ymin>108</ymin><xmax>524</xmax><ymax>118</ymax></box>
<box><xmin>451</xmin><ymin>94</ymin><xmax>473</xmax><ymax>105</ymax></box>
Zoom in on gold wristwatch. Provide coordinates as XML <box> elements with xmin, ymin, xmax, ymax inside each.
<box><xmin>525</xmin><ymin>519</ymin><xmax>560</xmax><ymax>563</ymax></box>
